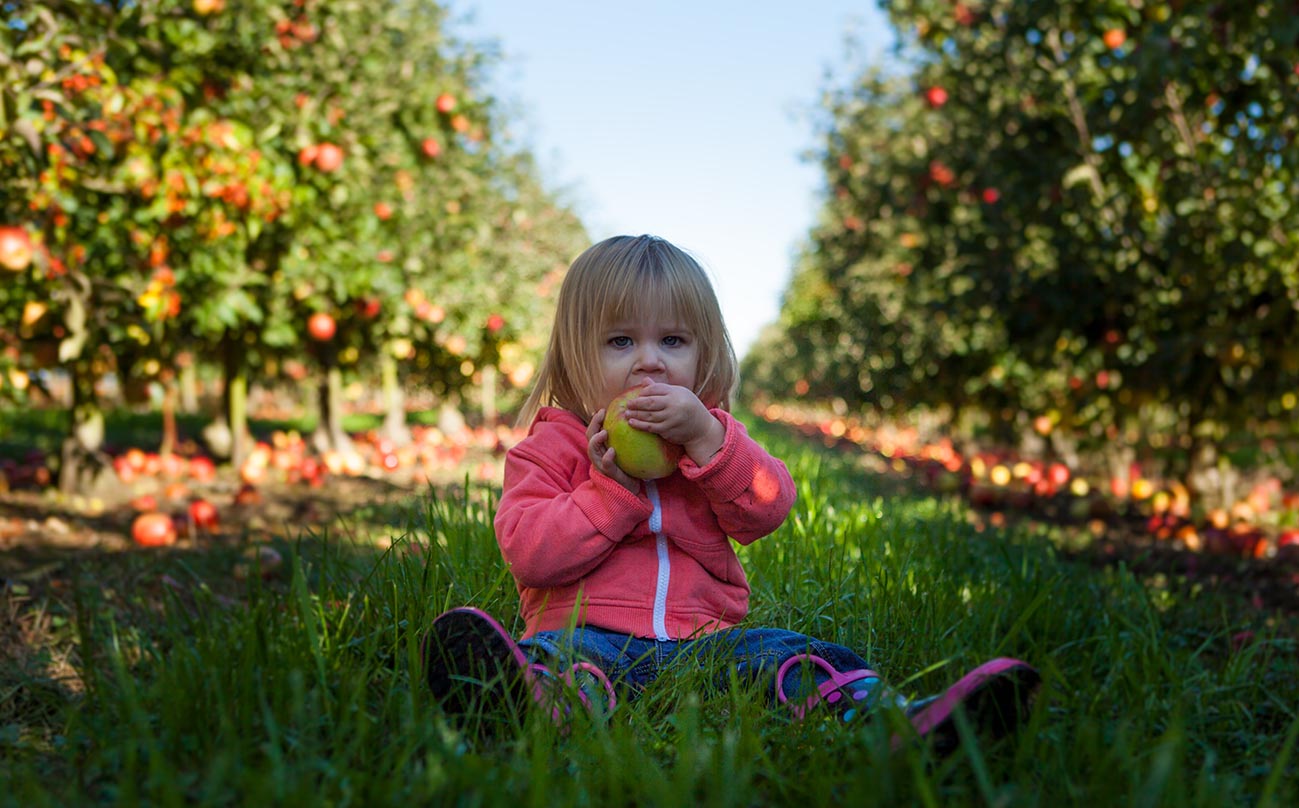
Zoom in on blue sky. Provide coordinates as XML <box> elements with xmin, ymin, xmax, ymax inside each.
<box><xmin>449</xmin><ymin>2</ymin><xmax>895</xmax><ymax>357</ymax></box>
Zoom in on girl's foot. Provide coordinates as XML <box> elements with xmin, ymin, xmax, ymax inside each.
<box><xmin>775</xmin><ymin>652</ymin><xmax>1040</xmax><ymax>756</ymax></box>
<box><xmin>422</xmin><ymin>607</ymin><xmax>532</xmax><ymax>715</ymax></box>
<box><xmin>422</xmin><ymin>607</ymin><xmax>618</xmax><ymax>722</ymax></box>
<box><xmin>775</xmin><ymin>653</ymin><xmax>886</xmax><ymax>720</ymax></box>
<box><xmin>899</xmin><ymin>658</ymin><xmax>1041</xmax><ymax>756</ymax></box>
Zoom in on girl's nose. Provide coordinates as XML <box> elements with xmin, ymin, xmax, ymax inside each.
<box><xmin>632</xmin><ymin>344</ymin><xmax>665</xmax><ymax>371</ymax></box>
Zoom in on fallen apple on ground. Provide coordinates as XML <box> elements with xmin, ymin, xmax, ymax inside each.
<box><xmin>189</xmin><ymin>498</ymin><xmax>220</xmax><ymax>533</ymax></box>
<box><xmin>603</xmin><ymin>387</ymin><xmax>683</xmax><ymax>480</ymax></box>
<box><xmin>132</xmin><ymin>512</ymin><xmax>177</xmax><ymax>547</ymax></box>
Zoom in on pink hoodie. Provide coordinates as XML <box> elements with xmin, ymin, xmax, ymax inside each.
<box><xmin>494</xmin><ymin>406</ymin><xmax>796</xmax><ymax>639</ymax></box>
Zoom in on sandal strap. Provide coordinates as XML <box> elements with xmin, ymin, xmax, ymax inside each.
<box><xmin>528</xmin><ymin>661</ymin><xmax>618</xmax><ymax>724</ymax></box>
<box><xmin>776</xmin><ymin>653</ymin><xmax>880</xmax><ymax>720</ymax></box>
<box><xmin>565</xmin><ymin>661</ymin><xmax>619</xmax><ymax>713</ymax></box>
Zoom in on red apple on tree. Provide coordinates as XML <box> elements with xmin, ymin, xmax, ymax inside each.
<box><xmin>291</xmin><ymin>17</ymin><xmax>318</xmax><ymax>43</ymax></box>
<box><xmin>0</xmin><ymin>225</ymin><xmax>33</xmax><ymax>272</ymax></box>
<box><xmin>420</xmin><ymin>137</ymin><xmax>441</xmax><ymax>158</ymax></box>
<box><xmin>928</xmin><ymin>160</ymin><xmax>955</xmax><ymax>187</ymax></box>
<box><xmin>313</xmin><ymin>142</ymin><xmax>344</xmax><ymax>172</ymax></box>
<box><xmin>193</xmin><ymin>0</ymin><xmax>225</xmax><ymax>15</ymax></box>
<box><xmin>435</xmin><ymin>92</ymin><xmax>456</xmax><ymax>113</ymax></box>
<box><xmin>1103</xmin><ymin>28</ymin><xmax>1126</xmax><ymax>50</ymax></box>
<box><xmin>486</xmin><ymin>313</ymin><xmax>505</xmax><ymax>333</ymax></box>
<box><xmin>307</xmin><ymin>312</ymin><xmax>336</xmax><ymax>341</ymax></box>
<box><xmin>924</xmin><ymin>86</ymin><xmax>948</xmax><ymax>108</ymax></box>
<box><xmin>355</xmin><ymin>297</ymin><xmax>381</xmax><ymax>319</ymax></box>
<box><xmin>374</xmin><ymin>201</ymin><xmax>393</xmax><ymax>220</ymax></box>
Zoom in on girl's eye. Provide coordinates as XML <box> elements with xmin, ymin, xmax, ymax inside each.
<box><xmin>663</xmin><ymin>335</ymin><xmax>683</xmax><ymax>347</ymax></box>
<box><xmin>609</xmin><ymin>336</ymin><xmax>631</xmax><ymax>348</ymax></box>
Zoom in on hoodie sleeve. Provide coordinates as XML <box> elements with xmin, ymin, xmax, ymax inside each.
<box><xmin>678</xmin><ymin>409</ymin><xmax>797</xmax><ymax>545</ymax></box>
<box><xmin>493</xmin><ymin>422</ymin><xmax>653</xmax><ymax>589</ymax></box>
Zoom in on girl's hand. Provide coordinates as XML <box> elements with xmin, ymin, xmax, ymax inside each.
<box><xmin>586</xmin><ymin>408</ymin><xmax>640</xmax><ymax>493</ymax></box>
<box><xmin>620</xmin><ymin>383</ymin><xmax>725</xmax><ymax>466</ymax></box>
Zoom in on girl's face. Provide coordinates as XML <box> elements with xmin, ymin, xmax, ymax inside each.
<box><xmin>597</xmin><ymin>314</ymin><xmax>700</xmax><ymax>409</ymax></box>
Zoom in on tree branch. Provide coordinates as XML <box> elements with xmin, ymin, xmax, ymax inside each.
<box><xmin>1042</xmin><ymin>29</ymin><xmax>1106</xmax><ymax>204</ymax></box>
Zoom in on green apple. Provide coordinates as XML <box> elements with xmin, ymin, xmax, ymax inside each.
<box><xmin>603</xmin><ymin>388</ymin><xmax>683</xmax><ymax>480</ymax></box>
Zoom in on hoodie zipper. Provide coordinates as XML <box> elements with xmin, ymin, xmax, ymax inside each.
<box><xmin>645</xmin><ymin>480</ymin><xmax>671</xmax><ymax>641</ymax></box>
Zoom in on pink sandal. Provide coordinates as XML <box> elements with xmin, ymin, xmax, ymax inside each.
<box><xmin>896</xmin><ymin>657</ymin><xmax>1040</xmax><ymax>755</ymax></box>
<box><xmin>775</xmin><ymin>652</ymin><xmax>1040</xmax><ymax>756</ymax></box>
<box><xmin>563</xmin><ymin>661</ymin><xmax>619</xmax><ymax>717</ymax></box>
<box><xmin>423</xmin><ymin>607</ymin><xmax>533</xmax><ymax>714</ymax></box>
<box><xmin>775</xmin><ymin>653</ymin><xmax>882</xmax><ymax>720</ymax></box>
<box><xmin>422</xmin><ymin>607</ymin><xmax>618</xmax><ymax>722</ymax></box>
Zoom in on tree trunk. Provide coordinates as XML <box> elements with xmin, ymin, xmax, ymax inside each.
<box><xmin>380</xmin><ymin>352</ymin><xmax>411</xmax><ymax>447</ymax></box>
<box><xmin>179</xmin><ymin>358</ymin><xmax>198</xmax><ymax>414</ymax></box>
<box><xmin>1184</xmin><ymin>426</ymin><xmax>1236</xmax><ymax>512</ymax></box>
<box><xmin>312</xmin><ymin>362</ymin><xmax>355</xmax><ymax>458</ymax></box>
<box><xmin>159</xmin><ymin>370</ymin><xmax>178</xmax><ymax>457</ymax></box>
<box><xmin>58</xmin><ymin>360</ymin><xmax>107</xmax><ymax>495</ymax></box>
<box><xmin>220</xmin><ymin>336</ymin><xmax>250</xmax><ymax>468</ymax></box>
<box><xmin>481</xmin><ymin>364</ymin><xmax>498</xmax><ymax>427</ymax></box>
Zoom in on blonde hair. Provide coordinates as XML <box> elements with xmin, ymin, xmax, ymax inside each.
<box><xmin>518</xmin><ymin>234</ymin><xmax>738</xmax><ymax>426</ymax></box>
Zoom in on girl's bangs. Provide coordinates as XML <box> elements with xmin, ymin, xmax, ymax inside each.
<box><xmin>603</xmin><ymin>262</ymin><xmax>706</xmax><ymax>331</ymax></box>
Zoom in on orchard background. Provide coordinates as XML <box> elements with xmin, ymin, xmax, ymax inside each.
<box><xmin>2</xmin><ymin>0</ymin><xmax>586</xmax><ymax>505</ymax></box>
<box><xmin>745</xmin><ymin>0</ymin><xmax>1299</xmax><ymax>561</ymax></box>
<box><xmin>2</xmin><ymin>1</ymin><xmax>1299</xmax><ymax>567</ymax></box>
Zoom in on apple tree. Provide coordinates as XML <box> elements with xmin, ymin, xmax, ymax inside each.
<box><xmin>2</xmin><ymin>1</ymin><xmax>310</xmax><ymax>489</ymax></box>
<box><xmin>4</xmin><ymin>0</ymin><xmax>587</xmax><ymax>491</ymax></box>
<box><xmin>752</xmin><ymin>0</ymin><xmax>1299</xmax><ymax>484</ymax></box>
<box><xmin>190</xmin><ymin>0</ymin><xmax>583</xmax><ymax>460</ymax></box>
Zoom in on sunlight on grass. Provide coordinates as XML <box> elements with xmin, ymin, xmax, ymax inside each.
<box><xmin>2</xmin><ymin>418</ymin><xmax>1297</xmax><ymax>805</ymax></box>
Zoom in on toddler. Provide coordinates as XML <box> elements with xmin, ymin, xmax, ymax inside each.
<box><xmin>423</xmin><ymin>234</ymin><xmax>1038</xmax><ymax>752</ymax></box>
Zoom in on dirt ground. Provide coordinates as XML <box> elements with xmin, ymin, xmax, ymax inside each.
<box><xmin>0</xmin><ymin>453</ymin><xmax>499</xmax><ymax>714</ymax></box>
<box><xmin>0</xmin><ymin>454</ymin><xmax>492</xmax><ymax>588</ymax></box>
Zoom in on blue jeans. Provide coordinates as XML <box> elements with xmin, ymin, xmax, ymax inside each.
<box><xmin>519</xmin><ymin>625</ymin><xmax>875</xmax><ymax>703</ymax></box>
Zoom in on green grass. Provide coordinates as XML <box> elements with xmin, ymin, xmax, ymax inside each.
<box><xmin>3</xmin><ymin>419</ymin><xmax>1297</xmax><ymax>806</ymax></box>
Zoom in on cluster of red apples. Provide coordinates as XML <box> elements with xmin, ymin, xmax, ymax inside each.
<box><xmin>107</xmin><ymin>422</ymin><xmax>521</xmax><ymax>549</ymax></box>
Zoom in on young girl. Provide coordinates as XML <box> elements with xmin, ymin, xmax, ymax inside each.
<box><xmin>423</xmin><ymin>234</ymin><xmax>1038</xmax><ymax>751</ymax></box>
